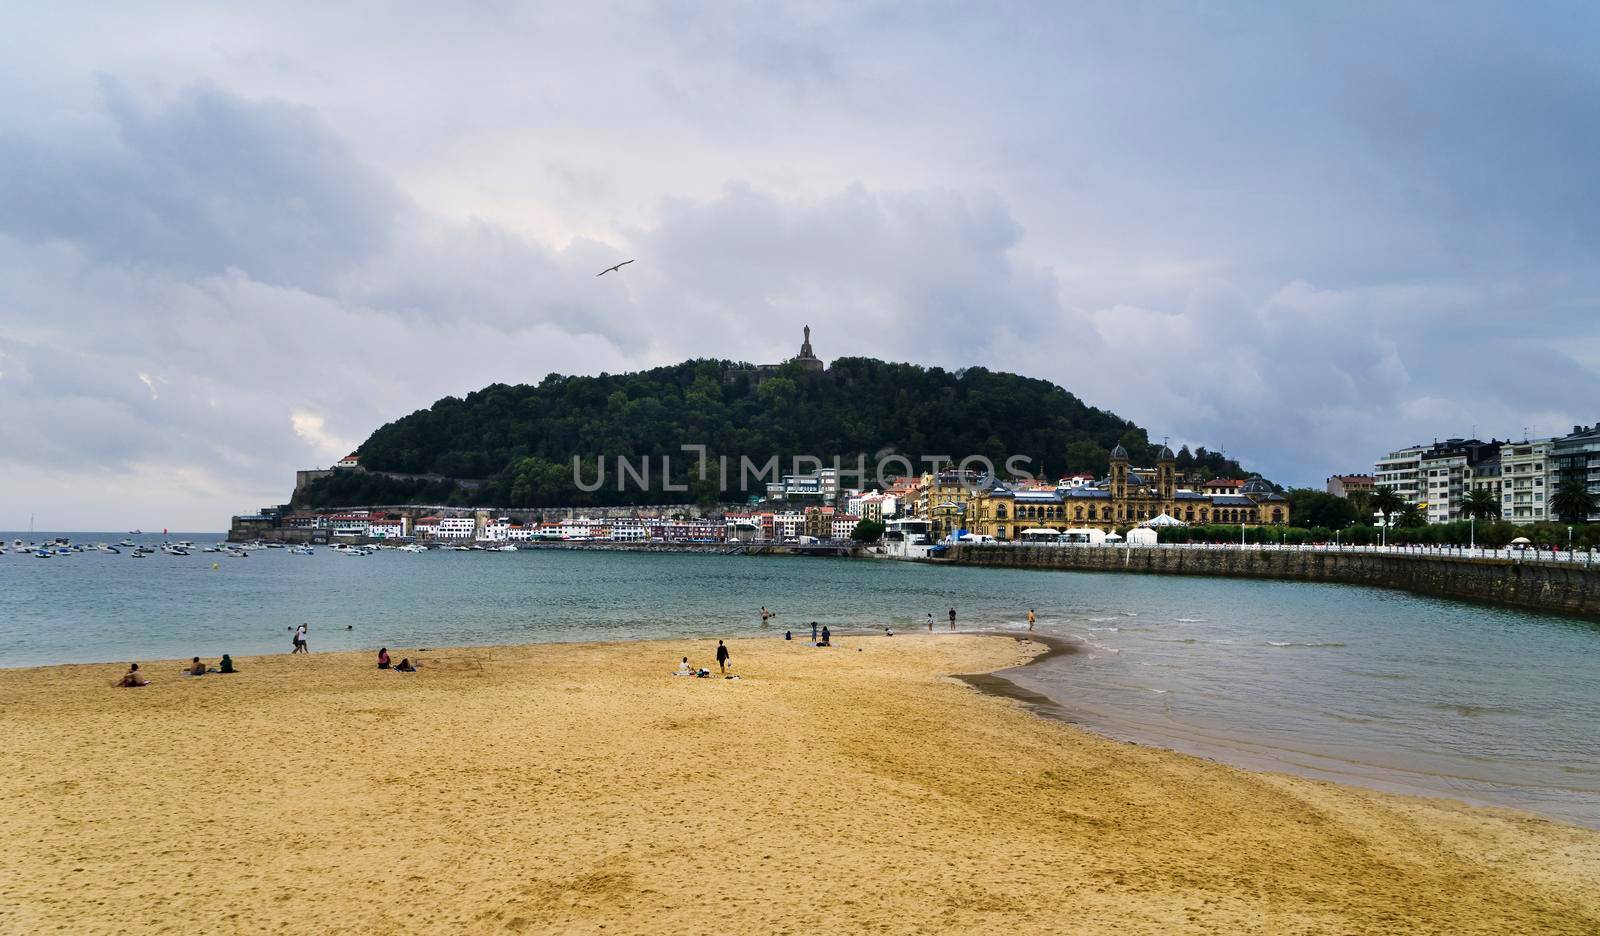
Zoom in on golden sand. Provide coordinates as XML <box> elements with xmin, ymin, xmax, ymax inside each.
<box><xmin>2</xmin><ymin>634</ymin><xmax>1597</xmax><ymax>935</ymax></box>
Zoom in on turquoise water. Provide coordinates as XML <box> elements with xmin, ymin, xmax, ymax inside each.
<box><xmin>4</xmin><ymin>532</ymin><xmax>1599</xmax><ymax>827</ymax></box>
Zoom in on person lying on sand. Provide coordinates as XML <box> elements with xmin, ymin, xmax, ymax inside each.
<box><xmin>115</xmin><ymin>663</ymin><xmax>148</xmax><ymax>687</ymax></box>
<box><xmin>394</xmin><ymin>658</ymin><xmax>416</xmax><ymax>672</ymax></box>
<box><xmin>187</xmin><ymin>657</ymin><xmax>207</xmax><ymax>676</ymax></box>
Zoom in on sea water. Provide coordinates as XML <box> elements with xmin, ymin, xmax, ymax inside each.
<box><xmin>3</xmin><ymin>532</ymin><xmax>1598</xmax><ymax>827</ymax></box>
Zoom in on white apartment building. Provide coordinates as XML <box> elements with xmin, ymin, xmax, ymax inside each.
<box><xmin>368</xmin><ymin>517</ymin><xmax>406</xmax><ymax>539</ymax></box>
<box><xmin>1500</xmin><ymin>440</ymin><xmax>1554</xmax><ymax>523</ymax></box>
<box><xmin>609</xmin><ymin>519</ymin><xmax>649</xmax><ymax>542</ymax></box>
<box><xmin>330</xmin><ymin>513</ymin><xmax>371</xmax><ymax>537</ymax></box>
<box><xmin>414</xmin><ymin>517</ymin><xmax>442</xmax><ymax>537</ymax></box>
<box><xmin>478</xmin><ymin>518</ymin><xmax>511</xmax><ymax>541</ymax></box>
<box><xmin>773</xmin><ymin>512</ymin><xmax>805</xmax><ymax>541</ymax></box>
<box><xmin>1374</xmin><ymin>445</ymin><xmax>1425</xmax><ymax>507</ymax></box>
<box><xmin>506</xmin><ymin>523</ymin><xmax>534</xmax><ymax>541</ymax></box>
<box><xmin>435</xmin><ymin>517</ymin><xmax>477</xmax><ymax>540</ymax></box>
<box><xmin>558</xmin><ymin>518</ymin><xmax>601</xmax><ymax>540</ymax></box>
<box><xmin>1420</xmin><ymin>450</ymin><xmax>1469</xmax><ymax>524</ymax></box>
<box><xmin>831</xmin><ymin>515</ymin><xmax>859</xmax><ymax>539</ymax></box>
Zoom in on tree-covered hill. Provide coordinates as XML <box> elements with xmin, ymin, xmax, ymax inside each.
<box><xmin>295</xmin><ymin>357</ymin><xmax>1247</xmax><ymax>508</ymax></box>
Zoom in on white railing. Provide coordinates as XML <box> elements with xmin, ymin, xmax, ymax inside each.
<box><xmin>955</xmin><ymin>539</ymin><xmax>1599</xmax><ymax>567</ymax></box>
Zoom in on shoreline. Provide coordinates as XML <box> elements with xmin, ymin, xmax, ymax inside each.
<box><xmin>3</xmin><ymin>633</ymin><xmax>1598</xmax><ymax>932</ymax></box>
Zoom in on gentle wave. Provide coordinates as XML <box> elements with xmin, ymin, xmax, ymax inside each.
<box><xmin>1429</xmin><ymin>703</ymin><xmax>1519</xmax><ymax>718</ymax></box>
<box><xmin>1266</xmin><ymin>641</ymin><xmax>1348</xmax><ymax>648</ymax></box>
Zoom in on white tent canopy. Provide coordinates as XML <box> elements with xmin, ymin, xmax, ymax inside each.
<box><xmin>1103</xmin><ymin>531</ymin><xmax>1124</xmax><ymax>542</ymax></box>
<box><xmin>1139</xmin><ymin>513</ymin><xmax>1186</xmax><ymax>528</ymax></box>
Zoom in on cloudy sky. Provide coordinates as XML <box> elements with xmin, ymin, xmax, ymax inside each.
<box><xmin>2</xmin><ymin>3</ymin><xmax>1597</xmax><ymax>530</ymax></box>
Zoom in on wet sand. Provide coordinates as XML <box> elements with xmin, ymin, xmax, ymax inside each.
<box><xmin>2</xmin><ymin>633</ymin><xmax>1597</xmax><ymax>934</ymax></box>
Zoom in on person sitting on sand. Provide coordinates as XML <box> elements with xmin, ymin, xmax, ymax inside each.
<box><xmin>378</xmin><ymin>648</ymin><xmax>391</xmax><ymax>670</ymax></box>
<box><xmin>676</xmin><ymin>656</ymin><xmax>693</xmax><ymax>675</ymax></box>
<box><xmin>394</xmin><ymin>658</ymin><xmax>416</xmax><ymax>672</ymax></box>
<box><xmin>115</xmin><ymin>663</ymin><xmax>148</xmax><ymax>687</ymax></box>
<box><xmin>188</xmin><ymin>657</ymin><xmax>207</xmax><ymax>676</ymax></box>
<box><xmin>218</xmin><ymin>654</ymin><xmax>236</xmax><ymax>674</ymax></box>
<box><xmin>819</xmin><ymin>626</ymin><xmax>831</xmax><ymax>647</ymax></box>
<box><xmin>885</xmin><ymin>625</ymin><xmax>893</xmax><ymax>637</ymax></box>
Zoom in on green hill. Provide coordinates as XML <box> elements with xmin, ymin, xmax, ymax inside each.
<box><xmin>293</xmin><ymin>357</ymin><xmax>1247</xmax><ymax>508</ymax></box>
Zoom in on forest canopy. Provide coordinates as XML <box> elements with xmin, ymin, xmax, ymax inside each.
<box><xmin>296</xmin><ymin>357</ymin><xmax>1249</xmax><ymax>508</ymax></box>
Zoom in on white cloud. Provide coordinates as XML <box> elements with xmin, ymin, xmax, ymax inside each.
<box><xmin>289</xmin><ymin>410</ymin><xmax>351</xmax><ymax>463</ymax></box>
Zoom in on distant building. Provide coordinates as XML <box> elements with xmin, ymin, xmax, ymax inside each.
<box><xmin>1418</xmin><ymin>439</ymin><xmax>1501</xmax><ymax>524</ymax></box>
<box><xmin>1499</xmin><ymin>440</ymin><xmax>1555</xmax><ymax>523</ymax></box>
<box><xmin>1200</xmin><ymin>478</ymin><xmax>1245</xmax><ymax>497</ymax></box>
<box><xmin>1553</xmin><ymin>423</ymin><xmax>1600</xmax><ymax>521</ymax></box>
<box><xmin>368</xmin><ymin>517</ymin><xmax>407</xmax><ymax>539</ymax></box>
<box><xmin>335</xmin><ymin>453</ymin><xmax>361</xmax><ymax>469</ymax></box>
<box><xmin>435</xmin><ymin>517</ymin><xmax>476</xmax><ymax>540</ymax></box>
<box><xmin>1325</xmin><ymin>474</ymin><xmax>1374</xmax><ymax>498</ymax></box>
<box><xmin>1374</xmin><ymin>445</ymin><xmax>1427</xmax><ymax>508</ymax></box>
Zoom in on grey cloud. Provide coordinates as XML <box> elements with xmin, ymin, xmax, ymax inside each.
<box><xmin>0</xmin><ymin>78</ymin><xmax>398</xmax><ymax>289</ymax></box>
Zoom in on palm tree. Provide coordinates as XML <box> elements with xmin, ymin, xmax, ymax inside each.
<box><xmin>1461</xmin><ymin>487</ymin><xmax>1500</xmax><ymax>521</ymax></box>
<box><xmin>1395</xmin><ymin>503</ymin><xmax>1428</xmax><ymax>529</ymax></box>
<box><xmin>1370</xmin><ymin>487</ymin><xmax>1404</xmax><ymax>528</ymax></box>
<box><xmin>1550</xmin><ymin>479</ymin><xmax>1597</xmax><ymax>523</ymax></box>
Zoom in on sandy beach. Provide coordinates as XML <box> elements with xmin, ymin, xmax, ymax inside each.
<box><xmin>2</xmin><ymin>633</ymin><xmax>1597</xmax><ymax>935</ymax></box>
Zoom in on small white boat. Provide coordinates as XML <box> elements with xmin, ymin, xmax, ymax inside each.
<box><xmin>494</xmin><ymin>544</ymin><xmax>518</xmax><ymax>552</ymax></box>
<box><xmin>290</xmin><ymin>546</ymin><xmax>315</xmax><ymax>555</ymax></box>
<box><xmin>117</xmin><ymin>539</ymin><xmax>136</xmax><ymax>548</ymax></box>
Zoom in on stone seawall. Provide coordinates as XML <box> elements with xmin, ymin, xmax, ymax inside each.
<box><xmin>943</xmin><ymin>545</ymin><xmax>1600</xmax><ymax>619</ymax></box>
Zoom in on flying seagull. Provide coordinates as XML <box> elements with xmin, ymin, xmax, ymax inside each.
<box><xmin>596</xmin><ymin>259</ymin><xmax>635</xmax><ymax>277</ymax></box>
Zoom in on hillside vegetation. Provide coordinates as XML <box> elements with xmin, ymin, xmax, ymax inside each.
<box><xmin>295</xmin><ymin>357</ymin><xmax>1246</xmax><ymax>508</ymax></box>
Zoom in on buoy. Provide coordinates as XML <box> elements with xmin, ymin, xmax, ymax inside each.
<box><xmin>212</xmin><ymin>563</ymin><xmax>220</xmax><ymax>570</ymax></box>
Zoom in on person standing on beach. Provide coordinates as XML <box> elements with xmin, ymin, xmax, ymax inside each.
<box><xmin>293</xmin><ymin>623</ymin><xmax>308</xmax><ymax>653</ymax></box>
<box><xmin>948</xmin><ymin>607</ymin><xmax>957</xmax><ymax>631</ymax></box>
<box><xmin>716</xmin><ymin>640</ymin><xmax>730</xmax><ymax>674</ymax></box>
<box><xmin>927</xmin><ymin>612</ymin><xmax>934</xmax><ymax>632</ymax></box>
<box><xmin>811</xmin><ymin>621</ymin><xmax>819</xmax><ymax>642</ymax></box>
<box><xmin>1027</xmin><ymin>609</ymin><xmax>1036</xmax><ymax>632</ymax></box>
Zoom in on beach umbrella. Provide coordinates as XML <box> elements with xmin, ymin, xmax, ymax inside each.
<box><xmin>1509</xmin><ymin>536</ymin><xmax>1531</xmax><ymax>546</ymax></box>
